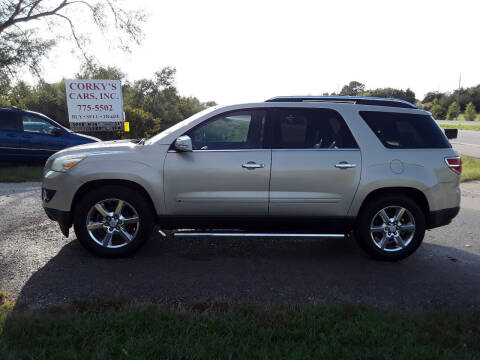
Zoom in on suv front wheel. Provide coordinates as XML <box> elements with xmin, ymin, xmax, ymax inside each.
<box><xmin>355</xmin><ymin>195</ymin><xmax>426</xmax><ymax>261</ymax></box>
<box><xmin>73</xmin><ymin>185</ymin><xmax>154</xmax><ymax>257</ymax></box>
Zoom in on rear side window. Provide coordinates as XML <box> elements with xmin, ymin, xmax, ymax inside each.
<box><xmin>271</xmin><ymin>108</ymin><xmax>358</xmax><ymax>149</ymax></box>
<box><xmin>360</xmin><ymin>111</ymin><xmax>451</xmax><ymax>149</ymax></box>
<box><xmin>0</xmin><ymin>110</ymin><xmax>19</xmax><ymax>131</ymax></box>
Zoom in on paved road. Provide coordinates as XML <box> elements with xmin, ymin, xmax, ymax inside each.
<box><xmin>450</xmin><ymin>130</ymin><xmax>480</xmax><ymax>158</ymax></box>
<box><xmin>1</xmin><ymin>182</ymin><xmax>480</xmax><ymax>309</ymax></box>
<box><xmin>435</xmin><ymin>121</ymin><xmax>480</xmax><ymax>157</ymax></box>
<box><xmin>437</xmin><ymin>120</ymin><xmax>480</xmax><ymax>126</ymax></box>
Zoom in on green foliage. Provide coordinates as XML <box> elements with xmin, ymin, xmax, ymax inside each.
<box><xmin>123</xmin><ymin>105</ymin><xmax>159</xmax><ymax>139</ymax></box>
<box><xmin>363</xmin><ymin>87</ymin><xmax>416</xmax><ymax>104</ymax></box>
<box><xmin>430</xmin><ymin>98</ymin><xmax>446</xmax><ymax>119</ymax></box>
<box><xmin>0</xmin><ymin>163</ymin><xmax>43</xmax><ymax>182</ymax></box>
<box><xmin>23</xmin><ymin>81</ymin><xmax>69</xmax><ymax>127</ymax></box>
<box><xmin>440</xmin><ymin>124</ymin><xmax>480</xmax><ymax>131</ymax></box>
<box><xmin>0</xmin><ymin>1</ymin><xmax>146</xmax><ymax>78</ymax></box>
<box><xmin>1</xmin><ymin>301</ymin><xmax>480</xmax><ymax>359</ymax></box>
<box><xmin>339</xmin><ymin>81</ymin><xmax>365</xmax><ymax>96</ymax></box>
<box><xmin>461</xmin><ymin>154</ymin><xmax>480</xmax><ymax>182</ymax></box>
<box><xmin>465</xmin><ymin>102</ymin><xmax>477</xmax><ymax>121</ymax></box>
<box><xmin>0</xmin><ymin>29</ymin><xmax>54</xmax><ymax>79</ymax></box>
<box><xmin>335</xmin><ymin>82</ymin><xmax>416</xmax><ymax>103</ymax></box>
<box><xmin>446</xmin><ymin>101</ymin><xmax>460</xmax><ymax>120</ymax></box>
<box><xmin>0</xmin><ymin>64</ymin><xmax>216</xmax><ymax>139</ymax></box>
<box><xmin>76</xmin><ymin>63</ymin><xmax>126</xmax><ymax>81</ymax></box>
<box><xmin>422</xmin><ymin>86</ymin><xmax>480</xmax><ymax>114</ymax></box>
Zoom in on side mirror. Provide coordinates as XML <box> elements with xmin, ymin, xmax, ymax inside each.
<box><xmin>444</xmin><ymin>128</ymin><xmax>458</xmax><ymax>140</ymax></box>
<box><xmin>174</xmin><ymin>135</ymin><xmax>193</xmax><ymax>152</ymax></box>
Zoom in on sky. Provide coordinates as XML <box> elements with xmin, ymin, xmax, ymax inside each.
<box><xmin>41</xmin><ymin>0</ymin><xmax>480</xmax><ymax>105</ymax></box>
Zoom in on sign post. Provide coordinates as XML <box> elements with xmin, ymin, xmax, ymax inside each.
<box><xmin>65</xmin><ymin>79</ymin><xmax>124</xmax><ymax>132</ymax></box>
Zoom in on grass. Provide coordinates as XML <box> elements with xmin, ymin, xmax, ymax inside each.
<box><xmin>0</xmin><ymin>298</ymin><xmax>479</xmax><ymax>359</ymax></box>
<box><xmin>440</xmin><ymin>123</ymin><xmax>480</xmax><ymax>131</ymax></box>
<box><xmin>0</xmin><ymin>162</ymin><xmax>43</xmax><ymax>182</ymax></box>
<box><xmin>461</xmin><ymin>154</ymin><xmax>480</xmax><ymax>182</ymax></box>
<box><xmin>455</xmin><ymin>113</ymin><xmax>480</xmax><ymax>122</ymax></box>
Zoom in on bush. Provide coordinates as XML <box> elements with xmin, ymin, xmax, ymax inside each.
<box><xmin>123</xmin><ymin>105</ymin><xmax>160</xmax><ymax>139</ymax></box>
<box><xmin>430</xmin><ymin>99</ymin><xmax>446</xmax><ymax>119</ymax></box>
<box><xmin>465</xmin><ymin>102</ymin><xmax>477</xmax><ymax>121</ymax></box>
<box><xmin>446</xmin><ymin>101</ymin><xmax>460</xmax><ymax>120</ymax></box>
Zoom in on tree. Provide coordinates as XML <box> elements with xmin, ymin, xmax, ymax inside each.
<box><xmin>0</xmin><ymin>1</ymin><xmax>146</xmax><ymax>77</ymax></box>
<box><xmin>465</xmin><ymin>102</ymin><xmax>477</xmax><ymax>121</ymax></box>
<box><xmin>0</xmin><ymin>62</ymin><xmax>216</xmax><ymax>137</ymax></box>
<box><xmin>430</xmin><ymin>98</ymin><xmax>446</xmax><ymax>119</ymax></box>
<box><xmin>364</xmin><ymin>87</ymin><xmax>416</xmax><ymax>104</ymax></box>
<box><xmin>76</xmin><ymin>63</ymin><xmax>126</xmax><ymax>81</ymax></box>
<box><xmin>446</xmin><ymin>101</ymin><xmax>460</xmax><ymax>120</ymax></box>
<box><xmin>123</xmin><ymin>105</ymin><xmax>159</xmax><ymax>139</ymax></box>
<box><xmin>339</xmin><ymin>81</ymin><xmax>365</xmax><ymax>96</ymax></box>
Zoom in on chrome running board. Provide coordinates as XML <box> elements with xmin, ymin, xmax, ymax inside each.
<box><xmin>173</xmin><ymin>232</ymin><xmax>344</xmax><ymax>238</ymax></box>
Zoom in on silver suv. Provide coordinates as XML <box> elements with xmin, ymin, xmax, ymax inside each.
<box><xmin>42</xmin><ymin>96</ymin><xmax>461</xmax><ymax>260</ymax></box>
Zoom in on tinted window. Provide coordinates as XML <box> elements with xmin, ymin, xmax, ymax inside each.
<box><xmin>271</xmin><ymin>108</ymin><xmax>358</xmax><ymax>149</ymax></box>
<box><xmin>188</xmin><ymin>110</ymin><xmax>265</xmax><ymax>150</ymax></box>
<box><xmin>359</xmin><ymin>111</ymin><xmax>451</xmax><ymax>149</ymax></box>
<box><xmin>0</xmin><ymin>110</ymin><xmax>18</xmax><ymax>131</ymax></box>
<box><xmin>22</xmin><ymin>114</ymin><xmax>57</xmax><ymax>135</ymax></box>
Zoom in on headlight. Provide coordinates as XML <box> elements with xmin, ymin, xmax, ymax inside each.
<box><xmin>51</xmin><ymin>155</ymin><xmax>87</xmax><ymax>172</ymax></box>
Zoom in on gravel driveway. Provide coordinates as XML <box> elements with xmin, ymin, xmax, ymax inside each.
<box><xmin>1</xmin><ymin>181</ymin><xmax>480</xmax><ymax>309</ymax></box>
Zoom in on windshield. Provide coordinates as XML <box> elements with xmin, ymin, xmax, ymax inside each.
<box><xmin>145</xmin><ymin>106</ymin><xmax>218</xmax><ymax>145</ymax></box>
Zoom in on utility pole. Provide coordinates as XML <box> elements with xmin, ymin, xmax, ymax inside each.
<box><xmin>456</xmin><ymin>73</ymin><xmax>462</xmax><ymax>120</ymax></box>
<box><xmin>457</xmin><ymin>73</ymin><xmax>461</xmax><ymax>120</ymax></box>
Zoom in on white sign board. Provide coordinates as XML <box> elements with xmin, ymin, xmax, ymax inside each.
<box><xmin>65</xmin><ymin>79</ymin><xmax>124</xmax><ymax>132</ymax></box>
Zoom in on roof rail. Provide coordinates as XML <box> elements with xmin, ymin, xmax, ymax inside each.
<box><xmin>265</xmin><ymin>96</ymin><xmax>417</xmax><ymax>109</ymax></box>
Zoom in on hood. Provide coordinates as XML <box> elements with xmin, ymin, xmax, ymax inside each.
<box><xmin>51</xmin><ymin>139</ymin><xmax>138</xmax><ymax>159</ymax></box>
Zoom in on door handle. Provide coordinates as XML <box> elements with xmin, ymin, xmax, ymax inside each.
<box><xmin>22</xmin><ymin>135</ymin><xmax>32</xmax><ymax>138</ymax></box>
<box><xmin>335</xmin><ymin>162</ymin><xmax>357</xmax><ymax>169</ymax></box>
<box><xmin>242</xmin><ymin>162</ymin><xmax>265</xmax><ymax>169</ymax></box>
<box><xmin>6</xmin><ymin>133</ymin><xmax>16</xmax><ymax>138</ymax></box>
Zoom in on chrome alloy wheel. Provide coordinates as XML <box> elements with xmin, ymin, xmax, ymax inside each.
<box><xmin>370</xmin><ymin>206</ymin><xmax>416</xmax><ymax>252</ymax></box>
<box><xmin>86</xmin><ymin>199</ymin><xmax>140</xmax><ymax>248</ymax></box>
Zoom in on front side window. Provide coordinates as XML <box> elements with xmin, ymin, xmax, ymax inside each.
<box><xmin>359</xmin><ymin>111</ymin><xmax>451</xmax><ymax>149</ymax></box>
<box><xmin>187</xmin><ymin>110</ymin><xmax>266</xmax><ymax>150</ymax></box>
<box><xmin>0</xmin><ymin>110</ymin><xmax>19</xmax><ymax>131</ymax></box>
<box><xmin>271</xmin><ymin>108</ymin><xmax>358</xmax><ymax>149</ymax></box>
<box><xmin>22</xmin><ymin>114</ymin><xmax>57</xmax><ymax>135</ymax></box>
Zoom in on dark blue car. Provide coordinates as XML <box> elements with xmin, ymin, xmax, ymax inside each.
<box><xmin>0</xmin><ymin>108</ymin><xmax>100</xmax><ymax>162</ymax></box>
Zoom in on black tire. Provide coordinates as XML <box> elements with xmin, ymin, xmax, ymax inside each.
<box><xmin>355</xmin><ymin>195</ymin><xmax>426</xmax><ymax>261</ymax></box>
<box><xmin>73</xmin><ymin>185</ymin><xmax>155</xmax><ymax>257</ymax></box>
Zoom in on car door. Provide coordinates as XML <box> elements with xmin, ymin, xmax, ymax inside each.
<box><xmin>268</xmin><ymin>107</ymin><xmax>361</xmax><ymax>217</ymax></box>
<box><xmin>164</xmin><ymin>109</ymin><xmax>271</xmax><ymax>216</ymax></box>
<box><xmin>19</xmin><ymin>113</ymin><xmax>68</xmax><ymax>159</ymax></box>
<box><xmin>0</xmin><ymin>110</ymin><xmax>22</xmax><ymax>159</ymax></box>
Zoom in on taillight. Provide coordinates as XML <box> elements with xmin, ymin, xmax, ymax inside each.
<box><xmin>445</xmin><ymin>156</ymin><xmax>462</xmax><ymax>174</ymax></box>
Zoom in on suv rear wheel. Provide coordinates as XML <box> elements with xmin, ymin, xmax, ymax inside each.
<box><xmin>73</xmin><ymin>185</ymin><xmax>154</xmax><ymax>257</ymax></box>
<box><xmin>355</xmin><ymin>195</ymin><xmax>426</xmax><ymax>261</ymax></box>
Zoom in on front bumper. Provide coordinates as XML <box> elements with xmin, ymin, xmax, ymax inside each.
<box><xmin>44</xmin><ymin>207</ymin><xmax>71</xmax><ymax>237</ymax></box>
<box><xmin>427</xmin><ymin>206</ymin><xmax>460</xmax><ymax>229</ymax></box>
<box><xmin>42</xmin><ymin>168</ymin><xmax>82</xmax><ymax>237</ymax></box>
